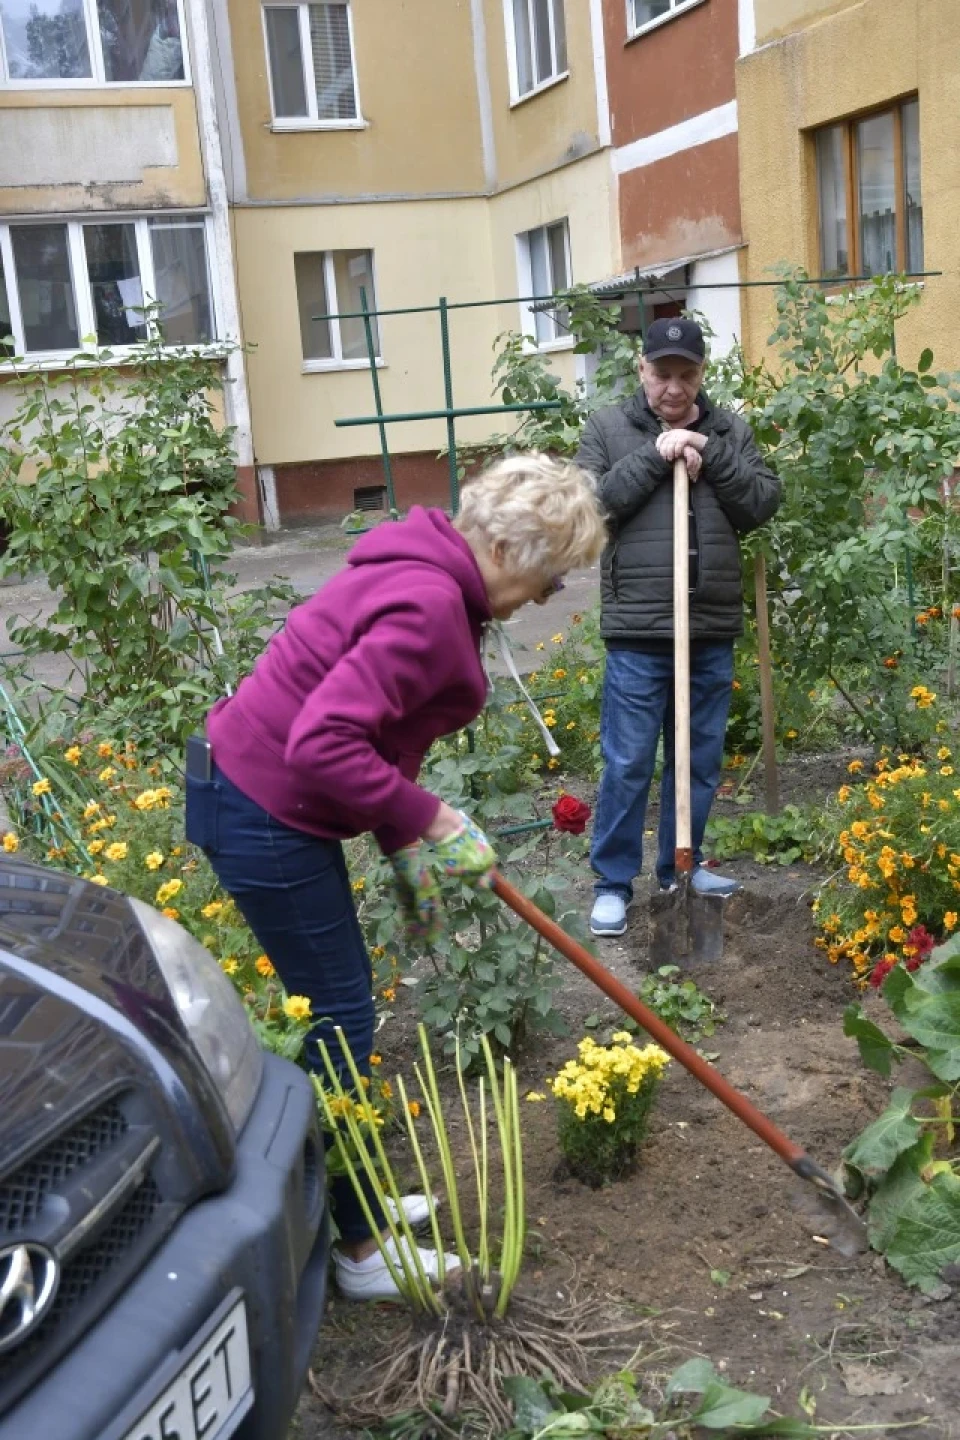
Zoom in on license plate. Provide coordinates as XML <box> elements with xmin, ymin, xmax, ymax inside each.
<box><xmin>121</xmin><ymin>1296</ymin><xmax>252</xmax><ymax>1440</ymax></box>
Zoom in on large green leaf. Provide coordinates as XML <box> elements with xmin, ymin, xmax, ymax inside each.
<box><xmin>843</xmin><ymin>1004</ymin><xmax>894</xmax><ymax>1076</ymax></box>
<box><xmin>689</xmin><ymin>1380</ymin><xmax>771</xmax><ymax>1429</ymax></box>
<box><xmin>665</xmin><ymin>1356</ymin><xmax>717</xmax><ymax>1397</ymax></box>
<box><xmin>866</xmin><ymin>1134</ymin><xmax>934</xmax><ymax>1252</ymax></box>
<box><xmin>886</xmin><ymin>1169</ymin><xmax>960</xmax><ymax>1292</ymax></box>
<box><xmin>502</xmin><ymin>1377</ymin><xmax>558</xmax><ymax>1429</ymax></box>
<box><xmin>897</xmin><ymin>992</ymin><xmax>960</xmax><ymax>1078</ymax></box>
<box><xmin>843</xmin><ymin>1088</ymin><xmax>920</xmax><ymax>1180</ymax></box>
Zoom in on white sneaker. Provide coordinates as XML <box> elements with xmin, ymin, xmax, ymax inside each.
<box><xmin>590</xmin><ymin>892</ymin><xmax>628</xmax><ymax>936</ymax></box>
<box><xmin>334</xmin><ymin>1234</ymin><xmax>462</xmax><ymax>1302</ymax></box>
<box><xmin>691</xmin><ymin>867</ymin><xmax>741</xmax><ymax>898</ymax></box>
<box><xmin>384</xmin><ymin>1193</ymin><xmax>440</xmax><ymax>1230</ymax></box>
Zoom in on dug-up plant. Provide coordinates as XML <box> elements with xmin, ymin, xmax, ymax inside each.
<box><xmin>312</xmin><ymin>1026</ymin><xmax>649</xmax><ymax>1435</ymax></box>
<box><xmin>549</xmin><ymin>1033</ymin><xmax>670</xmax><ymax>1187</ymax></box>
<box><xmin>843</xmin><ymin>933</ymin><xmax>960</xmax><ymax>1294</ymax></box>
<box><xmin>705</xmin><ymin>803</ymin><xmax>822</xmax><ymax>867</ymax></box>
<box><xmin>813</xmin><ymin>726</ymin><xmax>960</xmax><ymax>986</ymax></box>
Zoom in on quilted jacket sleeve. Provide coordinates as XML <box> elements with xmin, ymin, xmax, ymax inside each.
<box><xmin>701</xmin><ymin>416</ymin><xmax>782</xmax><ymax>534</ymax></box>
<box><xmin>575</xmin><ymin>411</ymin><xmax>671</xmax><ymax>523</ymax></box>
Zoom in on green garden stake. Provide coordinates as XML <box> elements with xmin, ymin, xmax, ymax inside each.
<box><xmin>438</xmin><ymin>296</ymin><xmax>459</xmax><ymax>514</ymax></box>
<box><xmin>359</xmin><ymin>286</ymin><xmax>397</xmax><ymax>516</ymax></box>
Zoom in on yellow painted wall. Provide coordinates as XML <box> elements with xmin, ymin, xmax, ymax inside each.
<box><xmin>0</xmin><ymin>89</ymin><xmax>205</xmax><ymax>215</ymax></box>
<box><xmin>234</xmin><ymin>151</ymin><xmax>619</xmax><ymax>467</ymax></box>
<box><xmin>737</xmin><ymin>0</ymin><xmax>960</xmax><ymax>372</ymax></box>
<box><xmin>754</xmin><ymin>0</ymin><xmax>867</xmax><ymax>45</ymax></box>
<box><xmin>482</xmin><ymin>0</ymin><xmax>602</xmax><ymax>189</ymax></box>
<box><xmin>231</xmin><ymin>0</ymin><xmax>487</xmax><ymax>201</ymax></box>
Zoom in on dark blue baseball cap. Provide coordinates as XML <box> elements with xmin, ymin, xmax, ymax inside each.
<box><xmin>642</xmin><ymin>317</ymin><xmax>705</xmax><ymax>364</ymax></box>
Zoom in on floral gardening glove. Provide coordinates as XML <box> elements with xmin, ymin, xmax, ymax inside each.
<box><xmin>431</xmin><ymin>811</ymin><xmax>497</xmax><ymax>889</ymax></box>
<box><xmin>389</xmin><ymin>843</ymin><xmax>442</xmax><ymax>945</ymax></box>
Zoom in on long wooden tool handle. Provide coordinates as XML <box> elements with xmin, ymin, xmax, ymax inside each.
<box><xmin>673</xmin><ymin>457</ymin><xmax>692</xmax><ymax>870</ymax></box>
<box><xmin>491</xmin><ymin>871</ymin><xmax>807</xmax><ymax>1171</ymax></box>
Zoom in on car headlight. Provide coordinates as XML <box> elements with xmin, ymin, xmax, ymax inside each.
<box><xmin>129</xmin><ymin>898</ymin><xmax>264</xmax><ymax>1132</ymax></box>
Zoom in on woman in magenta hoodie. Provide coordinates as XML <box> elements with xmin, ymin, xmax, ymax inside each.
<box><xmin>186</xmin><ymin>454</ymin><xmax>606</xmax><ymax>1300</ymax></box>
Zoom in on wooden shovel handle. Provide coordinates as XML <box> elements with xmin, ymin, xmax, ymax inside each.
<box><xmin>491</xmin><ymin>870</ymin><xmax>808</xmax><ymax>1171</ymax></box>
<box><xmin>673</xmin><ymin>458</ymin><xmax>693</xmax><ymax>870</ymax></box>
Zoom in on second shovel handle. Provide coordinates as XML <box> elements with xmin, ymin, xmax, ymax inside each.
<box><xmin>673</xmin><ymin>457</ymin><xmax>692</xmax><ymax>866</ymax></box>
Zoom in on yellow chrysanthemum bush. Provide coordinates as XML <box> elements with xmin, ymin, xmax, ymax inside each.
<box><xmin>815</xmin><ymin>717</ymin><xmax>960</xmax><ymax>991</ymax></box>
<box><xmin>3</xmin><ymin>737</ymin><xmax>315</xmax><ymax>1063</ymax></box>
<box><xmin>550</xmin><ymin>1033</ymin><xmax>670</xmax><ymax>1187</ymax></box>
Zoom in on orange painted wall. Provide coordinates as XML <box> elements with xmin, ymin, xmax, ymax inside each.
<box><xmin>602</xmin><ymin>0</ymin><xmax>738</xmax><ymax>145</ymax></box>
<box><xmin>618</xmin><ymin>132</ymin><xmax>741</xmax><ymax>268</ymax></box>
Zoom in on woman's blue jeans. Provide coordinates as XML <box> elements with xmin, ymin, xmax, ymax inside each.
<box><xmin>590</xmin><ymin>642</ymin><xmax>735</xmax><ymax>898</ymax></box>
<box><xmin>185</xmin><ymin>762</ymin><xmax>384</xmax><ymax>1244</ymax></box>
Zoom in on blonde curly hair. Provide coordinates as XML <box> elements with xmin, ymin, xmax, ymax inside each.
<box><xmin>455</xmin><ymin>453</ymin><xmax>606</xmax><ymax>579</ymax></box>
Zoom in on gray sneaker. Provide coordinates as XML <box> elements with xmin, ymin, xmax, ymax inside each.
<box><xmin>691</xmin><ymin>867</ymin><xmax>741</xmax><ymax>898</ymax></box>
<box><xmin>590</xmin><ymin>892</ymin><xmax>628</xmax><ymax>936</ymax></box>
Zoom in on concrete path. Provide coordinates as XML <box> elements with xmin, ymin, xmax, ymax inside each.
<box><xmin>0</xmin><ymin>524</ymin><xmax>601</xmax><ymax>700</ymax></box>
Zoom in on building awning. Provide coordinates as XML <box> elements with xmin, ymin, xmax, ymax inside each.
<box><xmin>588</xmin><ymin>244</ymin><xmax>743</xmax><ymax>299</ymax></box>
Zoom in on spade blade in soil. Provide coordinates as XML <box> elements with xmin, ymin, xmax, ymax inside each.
<box><xmin>790</xmin><ymin>1160</ymin><xmax>869</xmax><ymax>1257</ymax></box>
<box><xmin>650</xmin><ymin>883</ymin><xmax>724</xmax><ymax>967</ymax></box>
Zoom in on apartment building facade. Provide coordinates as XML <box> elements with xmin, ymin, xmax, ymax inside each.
<box><xmin>736</xmin><ymin>0</ymin><xmax>955</xmax><ymax>370</ymax></box>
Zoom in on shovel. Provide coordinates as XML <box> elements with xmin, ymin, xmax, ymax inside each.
<box><xmin>491</xmin><ymin>871</ymin><xmax>867</xmax><ymax>1255</ymax></box>
<box><xmin>650</xmin><ymin>456</ymin><xmax>725</xmax><ymax>966</ymax></box>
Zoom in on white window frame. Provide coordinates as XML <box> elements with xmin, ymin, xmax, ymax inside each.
<box><xmin>262</xmin><ymin>0</ymin><xmax>365</xmax><ymax>132</ymax></box>
<box><xmin>0</xmin><ymin>213</ymin><xmax>220</xmax><ymax>368</ymax></box>
<box><xmin>626</xmin><ymin>0</ymin><xmax>708</xmax><ymax>42</ymax></box>
<box><xmin>515</xmin><ymin>218</ymin><xmax>573</xmax><ymax>351</ymax></box>
<box><xmin>0</xmin><ymin>0</ymin><xmax>191</xmax><ymax>87</ymax></box>
<box><xmin>297</xmin><ymin>248</ymin><xmax>382</xmax><ymax>373</ymax></box>
<box><xmin>503</xmin><ymin>0</ymin><xmax>568</xmax><ymax>107</ymax></box>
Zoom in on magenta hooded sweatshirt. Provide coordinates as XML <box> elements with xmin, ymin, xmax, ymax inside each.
<box><xmin>207</xmin><ymin>507</ymin><xmax>491</xmax><ymax>855</ymax></box>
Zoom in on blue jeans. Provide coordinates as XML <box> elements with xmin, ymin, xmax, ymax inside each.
<box><xmin>185</xmin><ymin>762</ymin><xmax>384</xmax><ymax>1244</ymax></box>
<box><xmin>590</xmin><ymin>642</ymin><xmax>735</xmax><ymax>899</ymax></box>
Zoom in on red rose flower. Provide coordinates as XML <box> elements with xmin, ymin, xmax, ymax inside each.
<box><xmin>552</xmin><ymin>794</ymin><xmax>592</xmax><ymax>835</ymax></box>
<box><xmin>868</xmin><ymin>957</ymin><xmax>896</xmax><ymax>989</ymax></box>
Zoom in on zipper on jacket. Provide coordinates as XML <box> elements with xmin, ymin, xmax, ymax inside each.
<box><xmin>610</xmin><ymin>539</ymin><xmax>620</xmax><ymax>600</ymax></box>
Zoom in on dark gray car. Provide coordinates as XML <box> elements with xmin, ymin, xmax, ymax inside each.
<box><xmin>0</xmin><ymin>857</ymin><xmax>329</xmax><ymax>1440</ymax></box>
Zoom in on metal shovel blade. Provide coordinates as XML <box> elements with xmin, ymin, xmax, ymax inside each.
<box><xmin>649</xmin><ymin>880</ymin><xmax>725</xmax><ymax>968</ymax></box>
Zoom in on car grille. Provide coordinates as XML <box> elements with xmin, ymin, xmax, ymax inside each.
<box><xmin>0</xmin><ymin>1101</ymin><xmax>128</xmax><ymax>1232</ymax></box>
<box><xmin>0</xmin><ymin>1096</ymin><xmax>178</xmax><ymax>1416</ymax></box>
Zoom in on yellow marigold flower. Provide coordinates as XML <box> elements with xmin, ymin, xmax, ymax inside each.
<box><xmin>551</xmin><ymin>633</ymin><xmax>563</xmax><ymax>644</ymax></box>
<box><xmin>942</xmin><ymin>766</ymin><xmax>955</xmax><ymax>777</ymax></box>
<box><xmin>104</xmin><ymin>842</ymin><xmax>128</xmax><ymax>862</ymax></box>
<box><xmin>88</xmin><ymin>839</ymin><xmax>105</xmax><ymax>855</ymax></box>
<box><xmin>201</xmin><ymin>901</ymin><xmax>224</xmax><ymax>918</ymax></box>
<box><xmin>143</xmin><ymin>851</ymin><xmax>164</xmax><ymax>871</ymax></box>
<box><xmin>155</xmin><ymin>878</ymin><xmax>183</xmax><ymax>905</ymax></box>
<box><xmin>161</xmin><ymin>907</ymin><xmax>180</xmax><ymax>920</ymax></box>
<box><xmin>939</xmin><ymin>800</ymin><xmax>951</xmax><ymax>813</ymax></box>
<box><xmin>255</xmin><ymin>955</ymin><xmax>275</xmax><ymax>977</ymax></box>
<box><xmin>525</xmin><ymin>1091</ymin><xmax>546</xmax><ymax>1102</ymax></box>
<box><xmin>283</xmin><ymin>994</ymin><xmax>312</xmax><ymax>1021</ymax></box>
<box><xmin>381</xmin><ymin>986</ymin><xmax>396</xmax><ymax>1002</ymax></box>
<box><xmin>407</xmin><ymin>1100</ymin><xmax>421</xmax><ymax>1118</ymax></box>
<box><xmin>837</xmin><ymin>786</ymin><xmax>851</xmax><ymax>803</ymax></box>
<box><xmin>97</xmin><ymin>743</ymin><xmax>114</xmax><ymax>759</ymax></box>
<box><xmin>380</xmin><ymin>1079</ymin><xmax>393</xmax><ymax>1099</ymax></box>
<box><xmin>371</xmin><ymin>944</ymin><xmax>386</xmax><ymax>959</ymax></box>
<box><xmin>89</xmin><ymin>874</ymin><xmax>109</xmax><ymax>886</ymax></box>
<box><xmin>64</xmin><ymin>746</ymin><xmax>82</xmax><ymax>765</ymax></box>
<box><xmin>945</xmin><ymin>912</ymin><xmax>958</xmax><ymax>931</ymax></box>
<box><xmin>352</xmin><ymin>878</ymin><xmax>365</xmax><ymax>893</ymax></box>
<box><xmin>848</xmin><ymin>760</ymin><xmax>864</xmax><ymax>774</ymax></box>
<box><xmin>32</xmin><ymin>777</ymin><xmax>51</xmax><ymax>796</ymax></box>
<box><xmin>543</xmin><ymin>713</ymin><xmax>556</xmax><ymax>728</ymax></box>
<box><xmin>530</xmin><ymin>754</ymin><xmax>541</xmax><ymax>766</ymax></box>
<box><xmin>535</xmin><ymin>641</ymin><xmax>545</xmax><ymax>652</ymax></box>
<box><xmin>602</xmin><ymin>1106</ymin><xmax>616</xmax><ymax>1123</ymax></box>
<box><xmin>221</xmin><ymin>958</ymin><xmax>239</xmax><ymax>976</ymax></box>
<box><xmin>171</xmin><ymin>845</ymin><xmax>183</xmax><ymax>857</ymax></box>
<box><xmin>83</xmin><ymin>801</ymin><xmax>100</xmax><ymax>820</ymax></box>
<box><xmin>850</xmin><ymin>821</ymin><xmax>869</xmax><ymax>838</ymax></box>
<box><xmin>565</xmin><ymin>721</ymin><xmax>576</xmax><ymax>731</ymax></box>
<box><xmin>98</xmin><ymin>767</ymin><xmax>117</xmax><ymax>783</ymax></box>
<box><xmin>938</xmin><ymin>747</ymin><xmax>952</xmax><ymax>761</ymax></box>
<box><xmin>1</xmin><ymin>832</ymin><xmax>19</xmax><ymax>853</ymax></box>
<box><xmin>369</xmin><ymin>1053</ymin><xmax>382</xmax><ymax>1066</ymax></box>
<box><xmin>547</xmin><ymin>757</ymin><xmax>560</xmax><ymax>769</ymax></box>
<box><xmin>553</xmin><ymin>668</ymin><xmax>567</xmax><ymax>680</ymax></box>
<box><xmin>785</xmin><ymin>728</ymin><xmax>798</xmax><ymax>740</ymax></box>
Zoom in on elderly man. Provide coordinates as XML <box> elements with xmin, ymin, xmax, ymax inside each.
<box><xmin>575</xmin><ymin>317</ymin><xmax>781</xmax><ymax>937</ymax></box>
